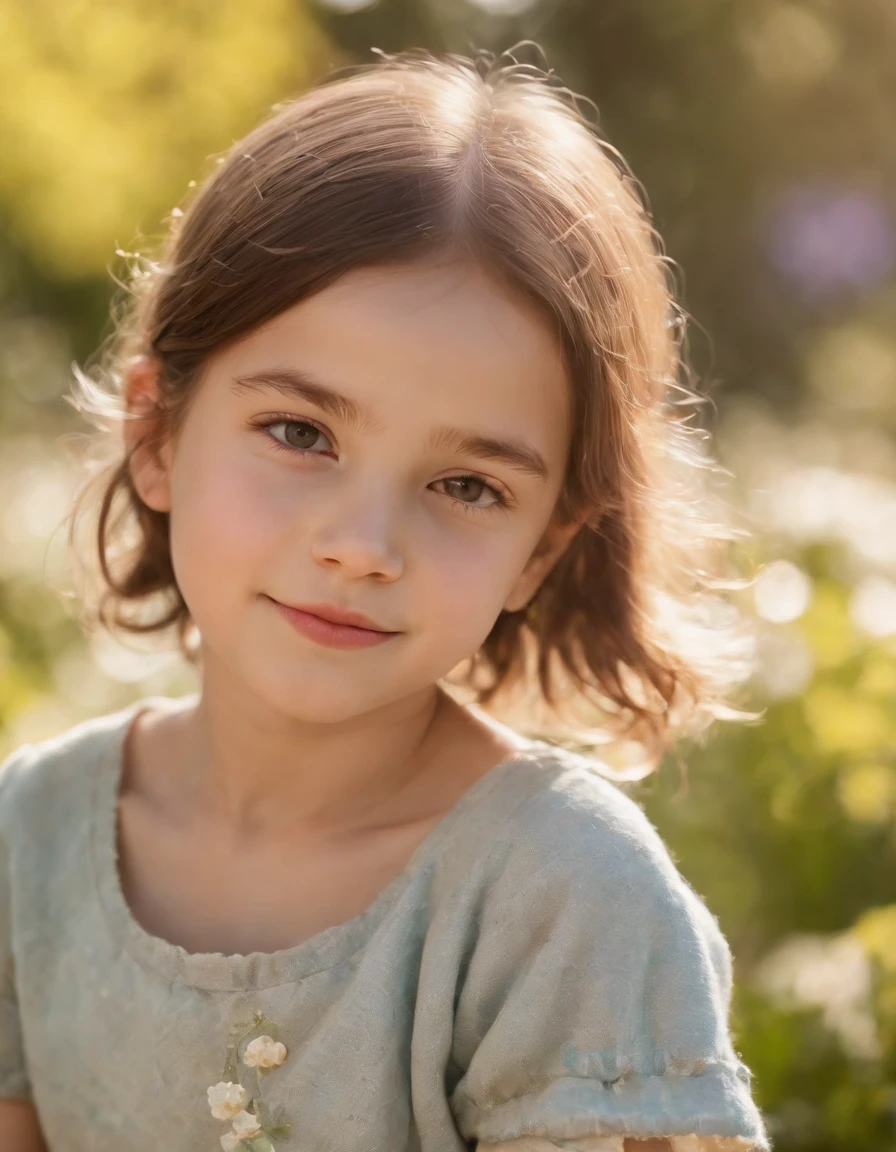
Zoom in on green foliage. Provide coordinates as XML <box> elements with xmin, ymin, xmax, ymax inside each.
<box><xmin>0</xmin><ymin>0</ymin><xmax>329</xmax><ymax>278</ymax></box>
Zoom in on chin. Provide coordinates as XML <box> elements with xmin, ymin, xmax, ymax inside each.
<box><xmin>250</xmin><ymin>665</ymin><xmax>405</xmax><ymax>724</ymax></box>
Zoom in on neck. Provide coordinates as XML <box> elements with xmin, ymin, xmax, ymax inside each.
<box><xmin>153</xmin><ymin>666</ymin><xmax>461</xmax><ymax>842</ymax></box>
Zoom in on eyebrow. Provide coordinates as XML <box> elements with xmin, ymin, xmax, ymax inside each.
<box><xmin>230</xmin><ymin>368</ymin><xmax>551</xmax><ymax>483</ymax></box>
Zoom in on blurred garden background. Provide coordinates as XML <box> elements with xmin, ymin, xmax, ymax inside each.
<box><xmin>1</xmin><ymin>0</ymin><xmax>895</xmax><ymax>1148</ymax></box>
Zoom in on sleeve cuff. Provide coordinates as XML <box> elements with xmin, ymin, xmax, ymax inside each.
<box><xmin>452</xmin><ymin>1060</ymin><xmax>770</xmax><ymax>1152</ymax></box>
<box><xmin>478</xmin><ymin>1138</ymin><xmax>762</xmax><ymax>1151</ymax></box>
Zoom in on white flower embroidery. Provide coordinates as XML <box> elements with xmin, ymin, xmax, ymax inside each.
<box><xmin>209</xmin><ymin>1011</ymin><xmax>291</xmax><ymax>1146</ymax></box>
<box><xmin>207</xmin><ymin>1080</ymin><xmax>251</xmax><ymax>1120</ymax></box>
<box><xmin>243</xmin><ymin>1034</ymin><xmax>288</xmax><ymax>1069</ymax></box>
<box><xmin>231</xmin><ymin>1109</ymin><xmax>263</xmax><ymax>1140</ymax></box>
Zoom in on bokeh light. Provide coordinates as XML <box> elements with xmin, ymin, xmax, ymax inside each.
<box><xmin>754</xmin><ymin>560</ymin><xmax>813</xmax><ymax>624</ymax></box>
<box><xmin>763</xmin><ymin>185</ymin><xmax>896</xmax><ymax>303</ymax></box>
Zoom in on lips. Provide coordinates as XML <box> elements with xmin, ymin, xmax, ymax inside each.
<box><xmin>267</xmin><ymin>598</ymin><xmax>396</xmax><ymax>633</ymax></box>
<box><xmin>268</xmin><ymin>597</ymin><xmax>399</xmax><ymax>650</ymax></box>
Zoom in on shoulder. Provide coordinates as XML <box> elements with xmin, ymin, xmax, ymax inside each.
<box><xmin>464</xmin><ymin>742</ymin><xmax>732</xmax><ymax>989</ymax></box>
<box><xmin>0</xmin><ymin>701</ymin><xmax>141</xmax><ymax>840</ymax></box>
<box><xmin>489</xmin><ymin>743</ymin><xmax>691</xmax><ymax>898</ymax></box>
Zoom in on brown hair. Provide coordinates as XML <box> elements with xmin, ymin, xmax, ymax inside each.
<box><xmin>64</xmin><ymin>47</ymin><xmax>758</xmax><ymax>770</ymax></box>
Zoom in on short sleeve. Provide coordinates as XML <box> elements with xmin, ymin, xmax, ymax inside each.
<box><xmin>0</xmin><ymin>746</ymin><xmax>32</xmax><ymax>1101</ymax></box>
<box><xmin>446</xmin><ymin>778</ymin><xmax>771</xmax><ymax>1152</ymax></box>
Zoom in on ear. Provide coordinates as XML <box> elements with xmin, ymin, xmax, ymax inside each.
<box><xmin>503</xmin><ymin>511</ymin><xmax>591</xmax><ymax>615</ymax></box>
<box><xmin>123</xmin><ymin>356</ymin><xmax>174</xmax><ymax>514</ymax></box>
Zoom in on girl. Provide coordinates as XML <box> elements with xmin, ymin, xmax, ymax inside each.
<box><xmin>0</xmin><ymin>47</ymin><xmax>770</xmax><ymax>1152</ymax></box>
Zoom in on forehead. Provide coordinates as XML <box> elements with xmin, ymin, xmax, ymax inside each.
<box><xmin>210</xmin><ymin>259</ymin><xmax>572</xmax><ymax>464</ymax></box>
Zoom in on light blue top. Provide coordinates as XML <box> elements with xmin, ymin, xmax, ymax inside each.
<box><xmin>0</xmin><ymin>695</ymin><xmax>770</xmax><ymax>1151</ymax></box>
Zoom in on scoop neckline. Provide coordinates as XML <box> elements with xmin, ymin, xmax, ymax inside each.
<box><xmin>91</xmin><ymin>694</ymin><xmax>552</xmax><ymax>990</ymax></box>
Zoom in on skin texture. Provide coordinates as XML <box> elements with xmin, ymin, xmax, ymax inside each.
<box><xmin>126</xmin><ymin>257</ymin><xmax>583</xmax><ymax>840</ymax></box>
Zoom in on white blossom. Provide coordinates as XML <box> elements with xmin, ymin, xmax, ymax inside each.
<box><xmin>243</xmin><ymin>1034</ymin><xmax>287</xmax><ymax>1069</ymax></box>
<box><xmin>220</xmin><ymin>1133</ymin><xmax>242</xmax><ymax>1152</ymax></box>
<box><xmin>231</xmin><ymin>1109</ymin><xmax>263</xmax><ymax>1139</ymax></box>
<box><xmin>207</xmin><ymin>1080</ymin><xmax>250</xmax><ymax>1120</ymax></box>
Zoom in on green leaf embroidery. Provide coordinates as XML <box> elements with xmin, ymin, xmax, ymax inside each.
<box><xmin>244</xmin><ymin>1136</ymin><xmax>275</xmax><ymax>1152</ymax></box>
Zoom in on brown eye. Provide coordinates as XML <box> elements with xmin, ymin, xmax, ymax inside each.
<box><xmin>436</xmin><ymin>476</ymin><xmax>506</xmax><ymax>510</ymax></box>
<box><xmin>443</xmin><ymin>477</ymin><xmax>487</xmax><ymax>503</ymax></box>
<box><xmin>282</xmin><ymin>422</ymin><xmax>323</xmax><ymax>450</ymax></box>
<box><xmin>261</xmin><ymin>419</ymin><xmax>333</xmax><ymax>454</ymax></box>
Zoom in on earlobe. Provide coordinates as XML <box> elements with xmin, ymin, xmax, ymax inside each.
<box><xmin>123</xmin><ymin>357</ymin><xmax>173</xmax><ymax>514</ymax></box>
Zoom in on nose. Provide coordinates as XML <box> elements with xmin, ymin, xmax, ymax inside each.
<box><xmin>308</xmin><ymin>481</ymin><xmax>405</xmax><ymax>582</ymax></box>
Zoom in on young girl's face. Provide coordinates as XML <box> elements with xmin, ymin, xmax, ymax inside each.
<box><xmin>133</xmin><ymin>258</ymin><xmax>577</xmax><ymax>723</ymax></box>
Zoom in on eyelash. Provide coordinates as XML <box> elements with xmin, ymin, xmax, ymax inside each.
<box><xmin>250</xmin><ymin>415</ymin><xmax>512</xmax><ymax>514</ymax></box>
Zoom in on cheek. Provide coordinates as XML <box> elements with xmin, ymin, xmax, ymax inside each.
<box><xmin>423</xmin><ymin>529</ymin><xmax>532</xmax><ymax>627</ymax></box>
<box><xmin>168</xmin><ymin>446</ymin><xmax>283</xmax><ymax>584</ymax></box>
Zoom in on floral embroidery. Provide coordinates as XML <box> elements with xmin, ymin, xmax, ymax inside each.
<box><xmin>243</xmin><ymin>1036</ymin><xmax>288</xmax><ymax>1069</ymax></box>
<box><xmin>207</xmin><ymin>1081</ymin><xmax>251</xmax><ymax>1120</ymax></box>
<box><xmin>206</xmin><ymin>1010</ymin><xmax>292</xmax><ymax>1150</ymax></box>
<box><xmin>231</xmin><ymin>1110</ymin><xmax>265</xmax><ymax>1140</ymax></box>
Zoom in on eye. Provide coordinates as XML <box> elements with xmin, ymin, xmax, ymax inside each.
<box><xmin>257</xmin><ymin>418</ymin><xmax>334</xmax><ymax>455</ymax></box>
<box><xmin>433</xmin><ymin>475</ymin><xmax>510</xmax><ymax>513</ymax></box>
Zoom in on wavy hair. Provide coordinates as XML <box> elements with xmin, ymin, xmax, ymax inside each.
<box><xmin>64</xmin><ymin>46</ymin><xmax>759</xmax><ymax>772</ymax></box>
